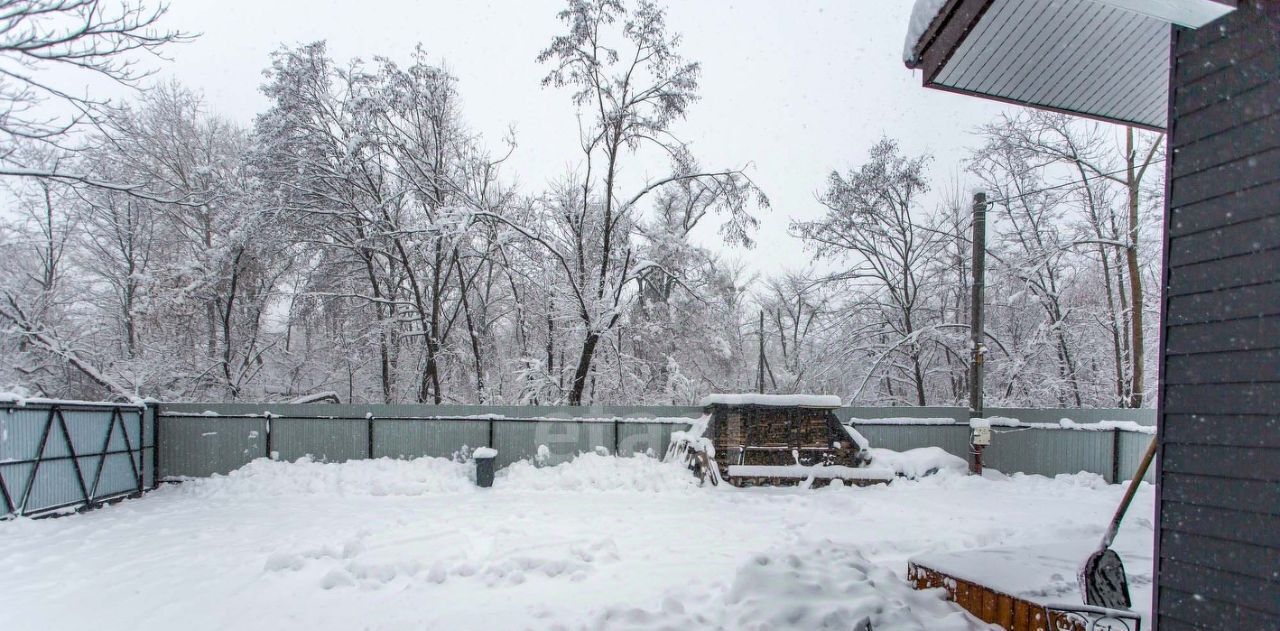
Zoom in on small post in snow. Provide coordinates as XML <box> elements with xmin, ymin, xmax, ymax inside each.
<box><xmin>969</xmin><ymin>191</ymin><xmax>988</xmax><ymax>474</ymax></box>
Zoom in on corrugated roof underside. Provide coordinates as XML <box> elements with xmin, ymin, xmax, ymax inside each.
<box><xmin>935</xmin><ymin>0</ymin><xmax>1170</xmax><ymax>128</ymax></box>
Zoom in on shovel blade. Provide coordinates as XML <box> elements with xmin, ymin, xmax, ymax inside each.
<box><xmin>1080</xmin><ymin>548</ymin><xmax>1132</xmax><ymax>609</ymax></box>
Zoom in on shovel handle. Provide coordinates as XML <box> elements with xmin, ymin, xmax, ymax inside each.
<box><xmin>1101</xmin><ymin>436</ymin><xmax>1159</xmax><ymax>549</ymax></box>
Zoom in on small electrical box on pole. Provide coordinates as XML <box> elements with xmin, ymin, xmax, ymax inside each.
<box><xmin>969</xmin><ymin>191</ymin><xmax>988</xmax><ymax>474</ymax></box>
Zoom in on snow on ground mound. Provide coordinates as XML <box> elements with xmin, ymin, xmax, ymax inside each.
<box><xmin>0</xmin><ymin>456</ymin><xmax>1153</xmax><ymax>630</ymax></box>
<box><xmin>908</xmin><ymin>468</ymin><xmax>1117</xmax><ymax>495</ymax></box>
<box><xmin>177</xmin><ymin>456</ymin><xmax>476</xmax><ymax>498</ymax></box>
<box><xmin>178</xmin><ymin>452</ymin><xmax>701</xmax><ymax>498</ymax></box>
<box><xmin>870</xmin><ymin>447</ymin><xmax>967</xmax><ymax>479</ymax></box>
<box><xmin>499</xmin><ymin>452</ymin><xmax>702</xmax><ymax>492</ymax></box>
<box><xmin>594</xmin><ymin>540</ymin><xmax>988</xmax><ymax>630</ymax></box>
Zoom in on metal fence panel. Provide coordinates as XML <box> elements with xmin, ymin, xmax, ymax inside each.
<box><xmin>0</xmin><ymin>462</ymin><xmax>32</xmax><ymax>517</ymax></box>
<box><xmin>983</xmin><ymin>428</ymin><xmax>1114</xmax><ymax>479</ymax></box>
<box><xmin>989</xmin><ymin>407</ymin><xmax>1155</xmax><ymax>426</ymax></box>
<box><xmin>618</xmin><ymin>422</ymin><xmax>687</xmax><ymax>457</ymax></box>
<box><xmin>1117</xmin><ymin>430</ymin><xmax>1156</xmax><ymax>483</ymax></box>
<box><xmin>158</xmin><ymin>415</ymin><xmax>266</xmax><ymax>479</ymax></box>
<box><xmin>373</xmin><ymin>419</ymin><xmax>489</xmax><ymax>460</ymax></box>
<box><xmin>60</xmin><ymin>408</ymin><xmax>106</xmax><ymax>456</ymax></box>
<box><xmin>1</xmin><ymin>408</ymin><xmax>48</xmax><ymax>517</ymax></box>
<box><xmin>491</xmin><ymin>420</ymin><xmax>615</xmax><ymax>469</ymax></box>
<box><xmin>837</xmin><ymin>407</ymin><xmax>967</xmax><ymax>423</ymax></box>
<box><xmin>838</xmin><ymin>407</ymin><xmax>1154</xmax><ymax>426</ymax></box>
<box><xmin>855</xmin><ymin>424</ymin><xmax>973</xmax><ymax>459</ymax></box>
<box><xmin>1</xmin><ymin>407</ymin><xmax>49</xmax><ymax>460</ymax></box>
<box><xmin>91</xmin><ymin>408</ymin><xmax>146</xmax><ymax>503</ymax></box>
<box><xmin>147</xmin><ymin>404</ymin><xmax>1156</xmax><ymax>486</ymax></box>
<box><xmin>491</xmin><ymin>420</ymin><xmax>537</xmax><ymax>469</ymax></box>
<box><xmin>270</xmin><ymin>417</ymin><xmax>367</xmax><ymax>463</ymax></box>
<box><xmin>1</xmin><ymin>403</ymin><xmax>153</xmax><ymax>518</ymax></box>
<box><xmin>96</xmin><ymin>451</ymin><xmax>140</xmax><ymax>500</ymax></box>
<box><xmin>157</xmin><ymin>411</ymin><xmax>695</xmax><ymax>475</ymax></box>
<box><xmin>159</xmin><ymin>403</ymin><xmax>703</xmax><ymax>421</ymax></box>
<box><xmin>26</xmin><ymin>458</ymin><xmax>82</xmax><ymax>514</ymax></box>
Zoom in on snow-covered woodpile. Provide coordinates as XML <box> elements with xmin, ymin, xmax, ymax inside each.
<box><xmin>685</xmin><ymin>394</ymin><xmax>888</xmax><ymax>487</ymax></box>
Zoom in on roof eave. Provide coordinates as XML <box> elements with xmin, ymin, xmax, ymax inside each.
<box><xmin>907</xmin><ymin>0</ymin><xmax>996</xmax><ymax>83</ymax></box>
<box><xmin>921</xmin><ymin>82</ymin><xmax>1167</xmax><ymax>134</ymax></box>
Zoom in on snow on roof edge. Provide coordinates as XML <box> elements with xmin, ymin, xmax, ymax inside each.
<box><xmin>903</xmin><ymin>0</ymin><xmax>951</xmax><ymax>65</ymax></box>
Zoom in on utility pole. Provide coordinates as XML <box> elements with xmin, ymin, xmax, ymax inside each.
<box><xmin>969</xmin><ymin>191</ymin><xmax>989</xmax><ymax>474</ymax></box>
<box><xmin>757</xmin><ymin>309</ymin><xmax>765</xmax><ymax>394</ymax></box>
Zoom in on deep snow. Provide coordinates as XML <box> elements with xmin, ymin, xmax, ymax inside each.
<box><xmin>869</xmin><ymin>446</ymin><xmax>968</xmax><ymax>479</ymax></box>
<box><xmin>0</xmin><ymin>454</ymin><xmax>1154</xmax><ymax>630</ymax></box>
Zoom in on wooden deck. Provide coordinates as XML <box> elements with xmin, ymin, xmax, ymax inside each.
<box><xmin>908</xmin><ymin>546</ymin><xmax>1145</xmax><ymax>631</ymax></box>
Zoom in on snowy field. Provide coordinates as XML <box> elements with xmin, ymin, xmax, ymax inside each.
<box><xmin>0</xmin><ymin>454</ymin><xmax>1154</xmax><ymax>630</ymax></box>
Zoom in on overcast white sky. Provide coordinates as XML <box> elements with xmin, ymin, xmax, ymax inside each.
<box><xmin>147</xmin><ymin>0</ymin><xmax>1022</xmax><ymax>276</ymax></box>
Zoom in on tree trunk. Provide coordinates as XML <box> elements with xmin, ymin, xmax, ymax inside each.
<box><xmin>569</xmin><ymin>331</ymin><xmax>601</xmax><ymax>405</ymax></box>
<box><xmin>1125</xmin><ymin>128</ymin><xmax>1145</xmax><ymax>408</ymax></box>
<box><xmin>220</xmin><ymin>250</ymin><xmax>243</xmax><ymax>400</ymax></box>
<box><xmin>454</xmin><ymin>254</ymin><xmax>486</xmax><ymax>403</ymax></box>
<box><xmin>362</xmin><ymin>255</ymin><xmax>393</xmax><ymax>403</ymax></box>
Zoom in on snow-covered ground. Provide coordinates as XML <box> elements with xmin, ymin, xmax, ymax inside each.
<box><xmin>0</xmin><ymin>454</ymin><xmax>1154</xmax><ymax>630</ymax></box>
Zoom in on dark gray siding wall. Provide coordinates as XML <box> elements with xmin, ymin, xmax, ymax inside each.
<box><xmin>1159</xmin><ymin>3</ymin><xmax>1280</xmax><ymax>628</ymax></box>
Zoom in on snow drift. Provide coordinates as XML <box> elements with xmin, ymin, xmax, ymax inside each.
<box><xmin>870</xmin><ymin>446</ymin><xmax>967</xmax><ymax>479</ymax></box>
<box><xmin>175</xmin><ymin>455</ymin><xmax>477</xmax><ymax>498</ymax></box>
<box><xmin>498</xmin><ymin>452</ymin><xmax>703</xmax><ymax>493</ymax></box>
<box><xmin>593</xmin><ymin>541</ymin><xmax>989</xmax><ymax>630</ymax></box>
<box><xmin>174</xmin><ymin>452</ymin><xmax>703</xmax><ymax>499</ymax></box>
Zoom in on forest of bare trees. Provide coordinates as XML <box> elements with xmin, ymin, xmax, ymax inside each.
<box><xmin>0</xmin><ymin>0</ymin><xmax>1163</xmax><ymax>408</ymax></box>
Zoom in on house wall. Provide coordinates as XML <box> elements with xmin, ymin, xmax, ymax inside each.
<box><xmin>1159</xmin><ymin>2</ymin><xmax>1280</xmax><ymax>627</ymax></box>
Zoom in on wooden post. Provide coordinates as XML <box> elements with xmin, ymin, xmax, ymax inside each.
<box><xmin>757</xmin><ymin>309</ymin><xmax>766</xmax><ymax>394</ymax></box>
<box><xmin>969</xmin><ymin>192</ymin><xmax>987</xmax><ymax>474</ymax></box>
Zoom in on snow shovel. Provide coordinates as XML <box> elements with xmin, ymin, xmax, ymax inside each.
<box><xmin>1079</xmin><ymin>435</ymin><xmax>1158</xmax><ymax>609</ymax></box>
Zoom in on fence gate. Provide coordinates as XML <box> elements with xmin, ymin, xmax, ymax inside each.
<box><xmin>0</xmin><ymin>400</ymin><xmax>156</xmax><ymax>519</ymax></box>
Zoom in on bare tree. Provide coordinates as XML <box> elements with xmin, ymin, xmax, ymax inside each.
<box><xmin>757</xmin><ymin>273</ymin><xmax>827</xmax><ymax>393</ymax></box>
<box><xmin>796</xmin><ymin>138</ymin><xmax>945</xmax><ymax>405</ymax></box>
<box><xmin>536</xmin><ymin>0</ymin><xmax>766</xmax><ymax>404</ymax></box>
<box><xmin>970</xmin><ymin>135</ymin><xmax>1086</xmax><ymax>407</ymax></box>
<box><xmin>982</xmin><ymin>112</ymin><xmax>1162</xmax><ymax>407</ymax></box>
<box><xmin>0</xmin><ymin>0</ymin><xmax>190</xmax><ymax>183</ymax></box>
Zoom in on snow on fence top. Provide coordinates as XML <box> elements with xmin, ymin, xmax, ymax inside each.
<box><xmin>286</xmin><ymin>391</ymin><xmax>340</xmax><ymax>404</ymax></box>
<box><xmin>698</xmin><ymin>393</ymin><xmax>842</xmax><ymax>408</ymax></box>
<box><xmin>848</xmin><ymin>416</ymin><xmax>957</xmax><ymax>426</ymax></box>
<box><xmin>903</xmin><ymin>0</ymin><xmax>949</xmax><ymax>63</ymax></box>
<box><xmin>176</xmin><ymin>411</ymin><xmax>695</xmax><ymax>424</ymax></box>
<box><xmin>985</xmin><ymin>416</ymin><xmax>1155</xmax><ymax>434</ymax></box>
<box><xmin>0</xmin><ymin>392</ymin><xmax>146</xmax><ymax>407</ymax></box>
<box><xmin>847</xmin><ymin>415</ymin><xmax>1154</xmax><ymax>434</ymax></box>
